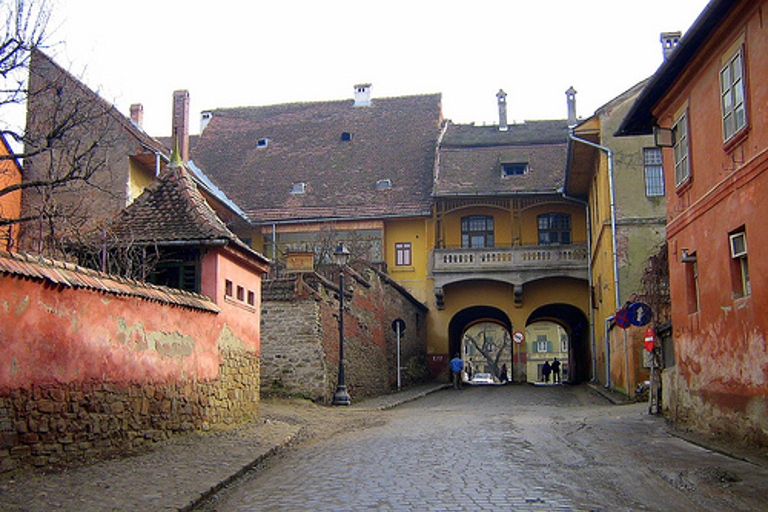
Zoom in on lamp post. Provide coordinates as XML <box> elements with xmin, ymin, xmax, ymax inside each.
<box><xmin>332</xmin><ymin>243</ymin><xmax>351</xmax><ymax>406</ymax></box>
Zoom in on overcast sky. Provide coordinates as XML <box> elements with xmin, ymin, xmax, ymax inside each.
<box><xmin>46</xmin><ymin>0</ymin><xmax>711</xmax><ymax>137</ymax></box>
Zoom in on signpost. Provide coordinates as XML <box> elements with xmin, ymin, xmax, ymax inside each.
<box><xmin>392</xmin><ymin>319</ymin><xmax>406</xmax><ymax>389</ymax></box>
<box><xmin>628</xmin><ymin>302</ymin><xmax>653</xmax><ymax>327</ymax></box>
<box><xmin>615</xmin><ymin>308</ymin><xmax>631</xmax><ymax>329</ymax></box>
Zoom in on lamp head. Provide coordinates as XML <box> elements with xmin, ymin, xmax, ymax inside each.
<box><xmin>334</xmin><ymin>243</ymin><xmax>351</xmax><ymax>266</ymax></box>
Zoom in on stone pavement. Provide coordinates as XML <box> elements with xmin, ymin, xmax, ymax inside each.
<box><xmin>0</xmin><ymin>383</ymin><xmax>447</xmax><ymax>512</ymax></box>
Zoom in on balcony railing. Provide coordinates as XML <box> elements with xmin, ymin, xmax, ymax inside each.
<box><xmin>432</xmin><ymin>244</ymin><xmax>588</xmax><ymax>273</ymax></box>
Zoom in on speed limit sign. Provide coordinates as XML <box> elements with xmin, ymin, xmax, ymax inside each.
<box><xmin>513</xmin><ymin>331</ymin><xmax>525</xmax><ymax>344</ymax></box>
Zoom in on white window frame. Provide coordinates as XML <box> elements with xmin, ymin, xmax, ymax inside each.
<box><xmin>395</xmin><ymin>242</ymin><xmax>412</xmax><ymax>266</ymax></box>
<box><xmin>643</xmin><ymin>147</ymin><xmax>665</xmax><ymax>197</ymax></box>
<box><xmin>721</xmin><ymin>48</ymin><xmax>747</xmax><ymax>143</ymax></box>
<box><xmin>730</xmin><ymin>231</ymin><xmax>751</xmax><ymax>297</ymax></box>
<box><xmin>673</xmin><ymin>111</ymin><xmax>690</xmax><ymax>187</ymax></box>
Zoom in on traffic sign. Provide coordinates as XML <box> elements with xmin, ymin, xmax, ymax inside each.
<box><xmin>392</xmin><ymin>318</ymin><xmax>406</xmax><ymax>333</ymax></box>
<box><xmin>513</xmin><ymin>331</ymin><xmax>525</xmax><ymax>344</ymax></box>
<box><xmin>615</xmin><ymin>308</ymin><xmax>631</xmax><ymax>329</ymax></box>
<box><xmin>628</xmin><ymin>302</ymin><xmax>653</xmax><ymax>327</ymax></box>
<box><xmin>644</xmin><ymin>325</ymin><xmax>655</xmax><ymax>352</ymax></box>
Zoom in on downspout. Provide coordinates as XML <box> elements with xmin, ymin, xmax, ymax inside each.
<box><xmin>568</xmin><ymin>129</ymin><xmax>620</xmax><ymax>389</ymax></box>
<box><xmin>567</xmin><ymin>130</ymin><xmax>621</xmax><ymax>310</ymax></box>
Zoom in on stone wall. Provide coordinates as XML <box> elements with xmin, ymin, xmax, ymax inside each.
<box><xmin>0</xmin><ymin>254</ymin><xmax>261</xmax><ymax>473</ymax></box>
<box><xmin>261</xmin><ymin>264</ymin><xmax>428</xmax><ymax>402</ymax></box>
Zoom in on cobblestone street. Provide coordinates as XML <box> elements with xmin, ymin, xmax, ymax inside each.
<box><xmin>199</xmin><ymin>384</ymin><xmax>768</xmax><ymax>512</ymax></box>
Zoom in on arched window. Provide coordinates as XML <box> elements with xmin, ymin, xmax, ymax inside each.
<box><xmin>461</xmin><ymin>215</ymin><xmax>494</xmax><ymax>248</ymax></box>
<box><xmin>537</xmin><ymin>213</ymin><xmax>571</xmax><ymax>245</ymax></box>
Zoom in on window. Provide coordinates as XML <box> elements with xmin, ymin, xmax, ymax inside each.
<box><xmin>395</xmin><ymin>242</ymin><xmax>412</xmax><ymax>266</ymax></box>
<box><xmin>290</xmin><ymin>182</ymin><xmax>306</xmax><ymax>194</ymax></box>
<box><xmin>236</xmin><ymin>285</ymin><xmax>245</xmax><ymax>301</ymax></box>
<box><xmin>341</xmin><ymin>132</ymin><xmax>352</xmax><ymax>141</ymax></box>
<box><xmin>672</xmin><ymin>111</ymin><xmax>690</xmax><ymax>187</ymax></box>
<box><xmin>538</xmin><ymin>213</ymin><xmax>571</xmax><ymax>245</ymax></box>
<box><xmin>461</xmin><ymin>215</ymin><xmax>494</xmax><ymax>248</ymax></box>
<box><xmin>721</xmin><ymin>49</ymin><xmax>747</xmax><ymax>142</ymax></box>
<box><xmin>536</xmin><ymin>335</ymin><xmax>548</xmax><ymax>353</ymax></box>
<box><xmin>256</xmin><ymin>138</ymin><xmax>269</xmax><ymax>148</ymax></box>
<box><xmin>376</xmin><ymin>179</ymin><xmax>392</xmax><ymax>190</ymax></box>
<box><xmin>685</xmin><ymin>257</ymin><xmax>700</xmax><ymax>315</ymax></box>
<box><xmin>729</xmin><ymin>230</ymin><xmax>750</xmax><ymax>297</ymax></box>
<box><xmin>225</xmin><ymin>279</ymin><xmax>233</xmax><ymax>298</ymax></box>
<box><xmin>501</xmin><ymin>162</ymin><xmax>528</xmax><ymax>176</ymax></box>
<box><xmin>643</xmin><ymin>148</ymin><xmax>665</xmax><ymax>197</ymax></box>
<box><xmin>247</xmin><ymin>290</ymin><xmax>256</xmax><ymax>306</ymax></box>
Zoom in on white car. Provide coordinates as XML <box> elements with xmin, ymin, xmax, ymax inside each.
<box><xmin>470</xmin><ymin>373</ymin><xmax>495</xmax><ymax>385</ymax></box>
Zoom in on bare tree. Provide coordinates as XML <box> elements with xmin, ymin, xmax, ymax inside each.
<box><xmin>0</xmin><ymin>0</ymin><xmax>122</xmax><ymax>256</ymax></box>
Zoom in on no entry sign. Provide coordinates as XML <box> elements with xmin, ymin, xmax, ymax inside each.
<box><xmin>644</xmin><ymin>326</ymin><xmax>655</xmax><ymax>352</ymax></box>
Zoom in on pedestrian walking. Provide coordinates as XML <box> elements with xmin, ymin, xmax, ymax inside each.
<box><xmin>450</xmin><ymin>354</ymin><xmax>464</xmax><ymax>389</ymax></box>
<box><xmin>551</xmin><ymin>358</ymin><xmax>561</xmax><ymax>383</ymax></box>
<box><xmin>542</xmin><ymin>361</ymin><xmax>551</xmax><ymax>383</ymax></box>
<box><xmin>499</xmin><ymin>363</ymin><xmax>508</xmax><ymax>383</ymax></box>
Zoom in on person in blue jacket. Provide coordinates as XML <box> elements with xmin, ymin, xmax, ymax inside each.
<box><xmin>450</xmin><ymin>354</ymin><xmax>464</xmax><ymax>389</ymax></box>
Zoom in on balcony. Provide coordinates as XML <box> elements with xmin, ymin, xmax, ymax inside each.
<box><xmin>430</xmin><ymin>244</ymin><xmax>589</xmax><ymax>308</ymax></box>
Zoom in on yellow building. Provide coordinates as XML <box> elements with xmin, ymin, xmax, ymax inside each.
<box><xmin>189</xmin><ymin>86</ymin><xmax>592</xmax><ymax>384</ymax></box>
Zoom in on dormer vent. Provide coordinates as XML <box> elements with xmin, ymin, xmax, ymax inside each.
<box><xmin>501</xmin><ymin>162</ymin><xmax>528</xmax><ymax>177</ymax></box>
<box><xmin>256</xmin><ymin>137</ymin><xmax>269</xmax><ymax>148</ymax></box>
<box><xmin>290</xmin><ymin>182</ymin><xmax>306</xmax><ymax>194</ymax></box>
<box><xmin>354</xmin><ymin>83</ymin><xmax>372</xmax><ymax>107</ymax></box>
<box><xmin>661</xmin><ymin>31</ymin><xmax>681</xmax><ymax>60</ymax></box>
<box><xmin>566</xmin><ymin>86</ymin><xmax>578</xmax><ymax>128</ymax></box>
<box><xmin>341</xmin><ymin>132</ymin><xmax>352</xmax><ymax>141</ymax></box>
<box><xmin>376</xmin><ymin>178</ymin><xmax>392</xmax><ymax>190</ymax></box>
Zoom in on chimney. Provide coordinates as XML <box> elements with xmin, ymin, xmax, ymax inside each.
<box><xmin>661</xmin><ymin>31</ymin><xmax>681</xmax><ymax>60</ymax></box>
<box><xmin>130</xmin><ymin>103</ymin><xmax>144</xmax><ymax>128</ymax></box>
<box><xmin>566</xmin><ymin>86</ymin><xmax>578</xmax><ymax>128</ymax></box>
<box><xmin>172</xmin><ymin>90</ymin><xmax>190</xmax><ymax>162</ymax></box>
<box><xmin>496</xmin><ymin>89</ymin><xmax>508</xmax><ymax>131</ymax></box>
<box><xmin>354</xmin><ymin>83</ymin><xmax>372</xmax><ymax>107</ymax></box>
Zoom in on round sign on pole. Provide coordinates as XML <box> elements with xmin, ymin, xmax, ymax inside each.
<box><xmin>513</xmin><ymin>331</ymin><xmax>525</xmax><ymax>344</ymax></box>
<box><xmin>628</xmin><ymin>302</ymin><xmax>653</xmax><ymax>327</ymax></box>
<box><xmin>392</xmin><ymin>318</ymin><xmax>406</xmax><ymax>333</ymax></box>
<box><xmin>615</xmin><ymin>308</ymin><xmax>631</xmax><ymax>329</ymax></box>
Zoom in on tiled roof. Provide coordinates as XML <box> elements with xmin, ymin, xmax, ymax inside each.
<box><xmin>434</xmin><ymin>121</ymin><xmax>569</xmax><ymax>197</ymax></box>
<box><xmin>108</xmin><ymin>157</ymin><xmax>268</xmax><ymax>264</ymax></box>
<box><xmin>189</xmin><ymin>94</ymin><xmax>443</xmax><ymax>223</ymax></box>
<box><xmin>0</xmin><ymin>250</ymin><xmax>219</xmax><ymax>312</ymax></box>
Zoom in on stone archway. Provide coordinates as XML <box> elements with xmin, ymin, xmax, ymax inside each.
<box><xmin>448</xmin><ymin>306</ymin><xmax>513</xmax><ymax>383</ymax></box>
<box><xmin>526</xmin><ymin>303</ymin><xmax>590</xmax><ymax>383</ymax></box>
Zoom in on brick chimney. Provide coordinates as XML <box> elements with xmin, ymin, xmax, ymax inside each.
<box><xmin>172</xmin><ymin>90</ymin><xmax>190</xmax><ymax>162</ymax></box>
<box><xmin>661</xmin><ymin>31</ymin><xmax>681</xmax><ymax>60</ymax></box>
<box><xmin>566</xmin><ymin>86</ymin><xmax>578</xmax><ymax>128</ymax></box>
<box><xmin>496</xmin><ymin>89</ymin><xmax>508</xmax><ymax>131</ymax></box>
<box><xmin>130</xmin><ymin>103</ymin><xmax>144</xmax><ymax>128</ymax></box>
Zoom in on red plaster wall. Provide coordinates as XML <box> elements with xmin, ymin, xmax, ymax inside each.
<box><xmin>0</xmin><ymin>275</ymin><xmax>224</xmax><ymax>389</ymax></box>
<box><xmin>654</xmin><ymin>0</ymin><xmax>768</xmax><ymax>445</ymax></box>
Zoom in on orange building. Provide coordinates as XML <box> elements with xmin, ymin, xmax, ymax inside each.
<box><xmin>0</xmin><ymin>134</ymin><xmax>22</xmax><ymax>250</ymax></box>
<box><xmin>619</xmin><ymin>0</ymin><xmax>768</xmax><ymax>447</ymax></box>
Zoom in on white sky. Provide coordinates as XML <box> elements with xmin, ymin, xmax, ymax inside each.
<box><xmin>46</xmin><ymin>0</ymin><xmax>711</xmax><ymax>137</ymax></box>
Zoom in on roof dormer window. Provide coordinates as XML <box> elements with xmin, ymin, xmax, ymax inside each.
<box><xmin>376</xmin><ymin>179</ymin><xmax>392</xmax><ymax>190</ymax></box>
<box><xmin>341</xmin><ymin>132</ymin><xmax>352</xmax><ymax>142</ymax></box>
<box><xmin>290</xmin><ymin>182</ymin><xmax>306</xmax><ymax>194</ymax></box>
<box><xmin>501</xmin><ymin>162</ymin><xmax>528</xmax><ymax>177</ymax></box>
<box><xmin>256</xmin><ymin>138</ymin><xmax>269</xmax><ymax>148</ymax></box>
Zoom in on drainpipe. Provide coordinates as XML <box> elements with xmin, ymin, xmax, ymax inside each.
<box><xmin>567</xmin><ymin>131</ymin><xmax>621</xmax><ymax>311</ymax></box>
<box><xmin>568</xmin><ymin>129</ymin><xmax>620</xmax><ymax>390</ymax></box>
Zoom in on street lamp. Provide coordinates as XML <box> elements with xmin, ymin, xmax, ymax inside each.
<box><xmin>332</xmin><ymin>242</ymin><xmax>351</xmax><ymax>406</ymax></box>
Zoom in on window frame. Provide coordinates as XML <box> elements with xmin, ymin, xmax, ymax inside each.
<box><xmin>673</xmin><ymin>111</ymin><xmax>691</xmax><ymax>188</ymax></box>
<box><xmin>395</xmin><ymin>242</ymin><xmax>412</xmax><ymax>266</ymax></box>
<box><xmin>461</xmin><ymin>215</ymin><xmax>495</xmax><ymax>248</ymax></box>
<box><xmin>643</xmin><ymin>147</ymin><xmax>665</xmax><ymax>197</ymax></box>
<box><xmin>729</xmin><ymin>231</ymin><xmax>750</xmax><ymax>298</ymax></box>
<box><xmin>537</xmin><ymin>213</ymin><xmax>572</xmax><ymax>246</ymax></box>
<box><xmin>720</xmin><ymin>47</ymin><xmax>747</xmax><ymax>143</ymax></box>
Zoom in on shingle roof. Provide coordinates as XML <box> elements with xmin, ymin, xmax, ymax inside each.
<box><xmin>434</xmin><ymin>121</ymin><xmax>569</xmax><ymax>197</ymax></box>
<box><xmin>0</xmin><ymin>250</ymin><xmax>219</xmax><ymax>312</ymax></box>
<box><xmin>189</xmin><ymin>94</ymin><xmax>443</xmax><ymax>223</ymax></box>
<box><xmin>108</xmin><ymin>156</ymin><xmax>267</xmax><ymax>263</ymax></box>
